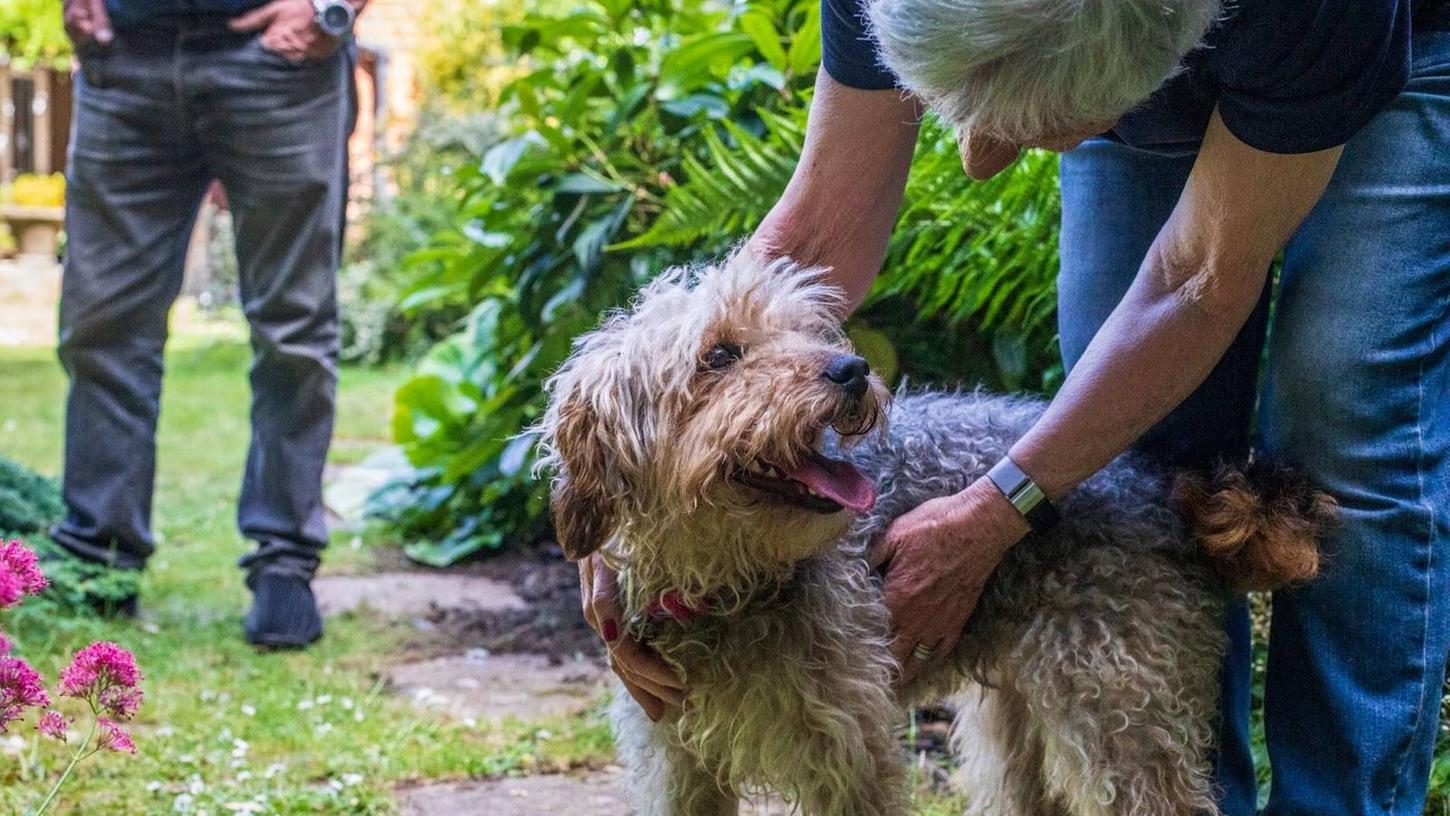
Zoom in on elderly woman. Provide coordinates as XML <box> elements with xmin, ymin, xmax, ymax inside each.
<box><xmin>583</xmin><ymin>0</ymin><xmax>1450</xmax><ymax>811</ymax></box>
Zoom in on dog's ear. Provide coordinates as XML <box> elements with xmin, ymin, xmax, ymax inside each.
<box><xmin>549</xmin><ymin>396</ymin><xmax>617</xmax><ymax>561</ymax></box>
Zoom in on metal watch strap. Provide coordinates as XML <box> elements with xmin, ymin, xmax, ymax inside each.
<box><xmin>985</xmin><ymin>456</ymin><xmax>1062</xmax><ymax>533</ymax></box>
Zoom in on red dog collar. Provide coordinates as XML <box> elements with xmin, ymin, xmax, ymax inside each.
<box><xmin>646</xmin><ymin>590</ymin><xmax>712</xmax><ymax>624</ymax></box>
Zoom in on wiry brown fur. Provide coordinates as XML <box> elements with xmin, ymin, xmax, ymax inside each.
<box><xmin>1173</xmin><ymin>458</ymin><xmax>1337</xmax><ymax>591</ymax></box>
<box><xmin>537</xmin><ymin>251</ymin><xmax>1334</xmax><ymax>815</ymax></box>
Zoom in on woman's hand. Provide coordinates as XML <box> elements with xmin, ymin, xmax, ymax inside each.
<box><xmin>867</xmin><ymin>478</ymin><xmax>1029</xmax><ymax>686</ymax></box>
<box><xmin>578</xmin><ymin>553</ymin><xmax>687</xmax><ymax>721</ymax></box>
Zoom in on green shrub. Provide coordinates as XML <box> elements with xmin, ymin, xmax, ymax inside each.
<box><xmin>338</xmin><ymin>0</ymin><xmax>528</xmax><ymax>365</ymax></box>
<box><xmin>0</xmin><ymin>454</ymin><xmax>63</xmax><ymax>538</ymax></box>
<box><xmin>374</xmin><ymin>0</ymin><xmax>1063</xmax><ymax>564</ymax></box>
<box><xmin>0</xmin><ymin>0</ymin><xmax>70</xmax><ymax>69</ymax></box>
<box><xmin>340</xmin><ymin>112</ymin><xmax>503</xmax><ymax>364</ymax></box>
<box><xmin>372</xmin><ymin>0</ymin><xmax>824</xmax><ymax>562</ymax></box>
<box><xmin>0</xmin><ymin>456</ymin><xmax>140</xmax><ymax>617</ymax></box>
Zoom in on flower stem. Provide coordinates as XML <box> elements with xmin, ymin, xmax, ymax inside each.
<box><xmin>33</xmin><ymin>717</ymin><xmax>96</xmax><ymax>816</ymax></box>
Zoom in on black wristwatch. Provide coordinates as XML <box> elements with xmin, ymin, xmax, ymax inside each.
<box><xmin>311</xmin><ymin>0</ymin><xmax>356</xmax><ymax>38</ymax></box>
<box><xmin>985</xmin><ymin>456</ymin><xmax>1062</xmax><ymax>533</ymax></box>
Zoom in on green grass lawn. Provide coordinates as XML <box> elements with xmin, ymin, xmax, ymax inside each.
<box><xmin>0</xmin><ymin>333</ymin><xmax>612</xmax><ymax>815</ymax></box>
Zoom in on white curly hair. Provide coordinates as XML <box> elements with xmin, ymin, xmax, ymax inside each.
<box><xmin>867</xmin><ymin>0</ymin><xmax>1224</xmax><ymax>141</ymax></box>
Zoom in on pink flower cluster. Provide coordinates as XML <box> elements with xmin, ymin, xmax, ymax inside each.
<box><xmin>36</xmin><ymin>709</ymin><xmax>69</xmax><ymax>739</ymax></box>
<box><xmin>0</xmin><ymin>540</ymin><xmax>143</xmax><ymax>756</ymax></box>
<box><xmin>96</xmin><ymin>717</ymin><xmax>136</xmax><ymax>754</ymax></box>
<box><xmin>0</xmin><ymin>539</ymin><xmax>55</xmax><ymax>734</ymax></box>
<box><xmin>0</xmin><ymin>655</ymin><xmax>50</xmax><ymax>732</ymax></box>
<box><xmin>59</xmin><ymin>641</ymin><xmax>142</xmax><ymax>700</ymax></box>
<box><xmin>0</xmin><ymin>538</ymin><xmax>47</xmax><ymax>609</ymax></box>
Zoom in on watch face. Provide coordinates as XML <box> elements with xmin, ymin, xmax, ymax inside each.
<box><xmin>322</xmin><ymin>5</ymin><xmax>351</xmax><ymax>30</ymax></box>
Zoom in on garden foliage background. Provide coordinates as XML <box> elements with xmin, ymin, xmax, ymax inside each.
<box><xmin>360</xmin><ymin>0</ymin><xmax>1062</xmax><ymax>566</ymax></box>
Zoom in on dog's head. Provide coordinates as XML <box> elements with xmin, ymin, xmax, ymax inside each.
<box><xmin>538</xmin><ymin>251</ymin><xmax>889</xmax><ymax>592</ymax></box>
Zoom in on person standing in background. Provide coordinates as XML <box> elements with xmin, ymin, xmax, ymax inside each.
<box><xmin>55</xmin><ymin>0</ymin><xmax>365</xmax><ymax>647</ymax></box>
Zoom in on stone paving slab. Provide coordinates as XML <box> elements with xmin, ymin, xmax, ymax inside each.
<box><xmin>313</xmin><ymin>572</ymin><xmax>527</xmax><ymax>619</ymax></box>
<box><xmin>386</xmin><ymin>652</ymin><xmax>607</xmax><ymax>722</ymax></box>
<box><xmin>398</xmin><ymin>769</ymin><xmax>793</xmax><ymax>815</ymax></box>
<box><xmin>399</xmin><ymin>769</ymin><xmax>631</xmax><ymax>816</ymax></box>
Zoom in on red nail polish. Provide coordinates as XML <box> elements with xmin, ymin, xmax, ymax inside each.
<box><xmin>602</xmin><ymin>619</ymin><xmax>620</xmax><ymax>642</ymax></box>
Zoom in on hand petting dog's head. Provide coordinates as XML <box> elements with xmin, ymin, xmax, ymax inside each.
<box><xmin>538</xmin><ymin>250</ymin><xmax>888</xmax><ymax>596</ymax></box>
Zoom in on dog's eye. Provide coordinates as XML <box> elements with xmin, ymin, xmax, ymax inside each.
<box><xmin>702</xmin><ymin>342</ymin><xmax>743</xmax><ymax>370</ymax></box>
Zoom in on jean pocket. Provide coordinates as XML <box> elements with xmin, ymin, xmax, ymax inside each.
<box><xmin>253</xmin><ymin>37</ymin><xmax>339</xmax><ymax>70</ymax></box>
<box><xmin>75</xmin><ymin>42</ymin><xmax>110</xmax><ymax>89</ymax></box>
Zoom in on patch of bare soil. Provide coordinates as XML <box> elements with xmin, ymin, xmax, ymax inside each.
<box><xmin>422</xmin><ymin>545</ymin><xmax>605</xmax><ymax>662</ymax></box>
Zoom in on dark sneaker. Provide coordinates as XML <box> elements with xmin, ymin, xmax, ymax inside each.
<box><xmin>244</xmin><ymin>572</ymin><xmax>323</xmax><ymax>649</ymax></box>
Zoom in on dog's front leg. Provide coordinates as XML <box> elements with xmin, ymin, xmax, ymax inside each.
<box><xmin>788</xmin><ymin>714</ymin><xmax>907</xmax><ymax>816</ymax></box>
<box><xmin>611</xmin><ymin>689</ymin><xmax>739</xmax><ymax>816</ymax></box>
<box><xmin>781</xmin><ymin>681</ymin><xmax>908</xmax><ymax>816</ymax></box>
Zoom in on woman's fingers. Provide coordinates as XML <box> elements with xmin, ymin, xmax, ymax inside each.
<box><xmin>895</xmin><ymin>613</ymin><xmax>967</xmax><ymax>686</ymax></box>
<box><xmin>884</xmin><ymin>582</ymin><xmax>979</xmax><ymax>687</ymax></box>
<box><xmin>86</xmin><ymin>0</ymin><xmax>113</xmax><ymax>44</ymax></box>
<box><xmin>612</xmin><ymin>654</ymin><xmax>686</xmax><ymax>708</ymax></box>
<box><xmin>579</xmin><ymin>555</ymin><xmax>687</xmax><ymax>717</ymax></box>
<box><xmin>588</xmin><ymin>555</ymin><xmax>625</xmax><ymax>642</ymax></box>
<box><xmin>614</xmin><ymin>670</ymin><xmax>667</xmax><ymax>722</ymax></box>
<box><xmin>590</xmin><ymin>558</ymin><xmax>686</xmax><ymax>691</ymax></box>
<box><xmin>610</xmin><ymin>635</ymin><xmax>687</xmax><ymax>693</ymax></box>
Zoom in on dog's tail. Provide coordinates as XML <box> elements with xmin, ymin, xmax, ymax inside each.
<box><xmin>1172</xmin><ymin>457</ymin><xmax>1338</xmax><ymax>592</ymax></box>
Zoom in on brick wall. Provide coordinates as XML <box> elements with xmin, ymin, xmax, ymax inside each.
<box><xmin>349</xmin><ymin>0</ymin><xmax>430</xmax><ymax>205</ymax></box>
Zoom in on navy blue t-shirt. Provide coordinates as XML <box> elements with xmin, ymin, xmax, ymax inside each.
<box><xmin>822</xmin><ymin>0</ymin><xmax>1416</xmax><ymax>154</ymax></box>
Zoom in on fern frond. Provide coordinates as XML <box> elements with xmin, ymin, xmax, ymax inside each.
<box><xmin>615</xmin><ymin>107</ymin><xmax>806</xmax><ymax>250</ymax></box>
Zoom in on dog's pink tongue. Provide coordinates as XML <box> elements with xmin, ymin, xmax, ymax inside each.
<box><xmin>786</xmin><ymin>452</ymin><xmax>877</xmax><ymax>513</ymax></box>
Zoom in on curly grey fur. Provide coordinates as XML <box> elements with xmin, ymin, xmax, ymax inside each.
<box><xmin>844</xmin><ymin>391</ymin><xmax>1226</xmax><ymax>815</ymax></box>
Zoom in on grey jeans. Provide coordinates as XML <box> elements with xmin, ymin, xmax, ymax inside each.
<box><xmin>54</xmin><ymin>17</ymin><xmax>351</xmax><ymax>581</ymax></box>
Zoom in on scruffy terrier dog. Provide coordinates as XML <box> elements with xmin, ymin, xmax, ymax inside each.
<box><xmin>538</xmin><ymin>252</ymin><xmax>1333</xmax><ymax>816</ymax></box>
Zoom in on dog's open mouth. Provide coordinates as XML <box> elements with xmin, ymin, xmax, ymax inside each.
<box><xmin>734</xmin><ymin>450</ymin><xmax>877</xmax><ymax>514</ymax></box>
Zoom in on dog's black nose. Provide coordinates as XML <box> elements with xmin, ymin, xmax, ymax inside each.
<box><xmin>823</xmin><ymin>354</ymin><xmax>870</xmax><ymax>399</ymax></box>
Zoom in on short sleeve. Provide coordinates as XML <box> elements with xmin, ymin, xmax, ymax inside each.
<box><xmin>821</xmin><ymin>0</ymin><xmax>898</xmax><ymax>90</ymax></box>
<box><xmin>1210</xmin><ymin>0</ymin><xmax>1411</xmax><ymax>153</ymax></box>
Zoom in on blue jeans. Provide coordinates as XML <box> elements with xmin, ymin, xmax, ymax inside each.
<box><xmin>1058</xmin><ymin>31</ymin><xmax>1450</xmax><ymax>816</ymax></box>
<box><xmin>54</xmin><ymin>18</ymin><xmax>351</xmax><ymax>581</ymax></box>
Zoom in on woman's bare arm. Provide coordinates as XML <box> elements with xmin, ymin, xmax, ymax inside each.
<box><xmin>750</xmin><ymin>71</ymin><xmax>922</xmax><ymax>310</ymax></box>
<box><xmin>1010</xmin><ymin>110</ymin><xmax>1343</xmax><ymax>495</ymax></box>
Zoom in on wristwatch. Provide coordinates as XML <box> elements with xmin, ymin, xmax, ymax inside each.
<box><xmin>985</xmin><ymin>456</ymin><xmax>1062</xmax><ymax>533</ymax></box>
<box><xmin>311</xmin><ymin>0</ymin><xmax>356</xmax><ymax>39</ymax></box>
